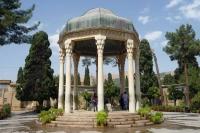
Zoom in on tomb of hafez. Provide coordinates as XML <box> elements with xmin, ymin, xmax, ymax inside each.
<box><xmin>57</xmin><ymin>8</ymin><xmax>141</xmax><ymax>115</ymax></box>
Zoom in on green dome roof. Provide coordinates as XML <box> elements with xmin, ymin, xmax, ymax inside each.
<box><xmin>61</xmin><ymin>8</ymin><xmax>136</xmax><ymax>35</ymax></box>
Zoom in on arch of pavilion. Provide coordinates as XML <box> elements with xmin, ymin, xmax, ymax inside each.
<box><xmin>57</xmin><ymin>8</ymin><xmax>141</xmax><ymax>114</ymax></box>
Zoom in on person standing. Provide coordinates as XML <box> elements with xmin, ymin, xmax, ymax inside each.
<box><xmin>119</xmin><ymin>93</ymin><xmax>124</xmax><ymax>110</ymax></box>
<box><xmin>122</xmin><ymin>91</ymin><xmax>128</xmax><ymax>110</ymax></box>
<box><xmin>92</xmin><ymin>93</ymin><xmax>97</xmax><ymax>112</ymax></box>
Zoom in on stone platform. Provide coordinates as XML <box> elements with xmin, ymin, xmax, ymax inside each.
<box><xmin>48</xmin><ymin>111</ymin><xmax>153</xmax><ymax>128</ymax></box>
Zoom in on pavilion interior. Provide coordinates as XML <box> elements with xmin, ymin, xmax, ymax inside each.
<box><xmin>73</xmin><ymin>39</ymin><xmax>127</xmax><ymax>57</ymax></box>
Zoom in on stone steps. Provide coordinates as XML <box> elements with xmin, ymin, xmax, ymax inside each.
<box><xmin>56</xmin><ymin>118</ymin><xmax>95</xmax><ymax>122</ymax></box>
<box><xmin>57</xmin><ymin>124</ymin><xmax>94</xmax><ymax>128</ymax></box>
<box><xmin>51</xmin><ymin>112</ymin><xmax>152</xmax><ymax>128</ymax></box>
<box><xmin>52</xmin><ymin>121</ymin><xmax>96</xmax><ymax>125</ymax></box>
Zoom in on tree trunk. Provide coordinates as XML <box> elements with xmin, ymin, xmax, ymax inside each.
<box><xmin>38</xmin><ymin>100</ymin><xmax>43</xmax><ymax>109</ymax></box>
<box><xmin>152</xmin><ymin>50</ymin><xmax>164</xmax><ymax>105</ymax></box>
<box><xmin>174</xmin><ymin>99</ymin><xmax>176</xmax><ymax>106</ymax></box>
<box><xmin>184</xmin><ymin>63</ymin><xmax>190</xmax><ymax>106</ymax></box>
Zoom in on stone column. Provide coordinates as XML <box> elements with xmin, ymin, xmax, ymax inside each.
<box><xmin>135</xmin><ymin>48</ymin><xmax>141</xmax><ymax>111</ymax></box>
<box><xmin>72</xmin><ymin>53</ymin><xmax>80</xmax><ymax>110</ymax></box>
<box><xmin>126</xmin><ymin>39</ymin><xmax>136</xmax><ymax>113</ymax></box>
<box><xmin>58</xmin><ymin>48</ymin><xmax>65</xmax><ymax>109</ymax></box>
<box><xmin>95</xmin><ymin>35</ymin><xmax>106</xmax><ymax>111</ymax></box>
<box><xmin>64</xmin><ymin>40</ymin><xmax>73</xmax><ymax>114</ymax></box>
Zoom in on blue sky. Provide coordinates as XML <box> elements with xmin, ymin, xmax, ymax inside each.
<box><xmin>0</xmin><ymin>0</ymin><xmax>200</xmax><ymax>81</ymax></box>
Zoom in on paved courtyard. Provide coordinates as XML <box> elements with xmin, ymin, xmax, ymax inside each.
<box><xmin>0</xmin><ymin>111</ymin><xmax>200</xmax><ymax>133</ymax></box>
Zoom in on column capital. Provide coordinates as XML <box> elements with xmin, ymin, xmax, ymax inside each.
<box><xmin>126</xmin><ymin>39</ymin><xmax>135</xmax><ymax>57</ymax></box>
<box><xmin>95</xmin><ymin>35</ymin><xmax>106</xmax><ymax>55</ymax></box>
<box><xmin>64</xmin><ymin>39</ymin><xmax>73</xmax><ymax>56</ymax></box>
<box><xmin>59</xmin><ymin>48</ymin><xmax>65</xmax><ymax>63</ymax></box>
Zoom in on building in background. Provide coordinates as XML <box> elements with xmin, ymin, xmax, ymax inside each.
<box><xmin>0</xmin><ymin>80</ymin><xmax>36</xmax><ymax>111</ymax></box>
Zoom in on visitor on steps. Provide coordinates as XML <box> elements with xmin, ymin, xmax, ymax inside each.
<box><xmin>119</xmin><ymin>93</ymin><xmax>124</xmax><ymax>110</ymax></box>
<box><xmin>92</xmin><ymin>93</ymin><xmax>97</xmax><ymax>112</ymax></box>
<box><xmin>122</xmin><ymin>91</ymin><xmax>128</xmax><ymax>110</ymax></box>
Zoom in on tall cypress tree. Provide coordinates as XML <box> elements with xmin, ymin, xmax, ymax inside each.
<box><xmin>139</xmin><ymin>39</ymin><xmax>157</xmax><ymax>94</ymax></box>
<box><xmin>19</xmin><ymin>31</ymin><xmax>56</xmax><ymax>107</ymax></box>
<box><xmin>84</xmin><ymin>65</ymin><xmax>90</xmax><ymax>85</ymax></box>
<box><xmin>16</xmin><ymin>67</ymin><xmax>24</xmax><ymax>100</ymax></box>
<box><xmin>0</xmin><ymin>0</ymin><xmax>39</xmax><ymax>45</ymax></box>
<box><xmin>77</xmin><ymin>73</ymin><xmax>81</xmax><ymax>85</ymax></box>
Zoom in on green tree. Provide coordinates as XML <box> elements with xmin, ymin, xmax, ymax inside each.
<box><xmin>125</xmin><ymin>76</ymin><xmax>128</xmax><ymax>87</ymax></box>
<box><xmin>84</xmin><ymin>65</ymin><xmax>90</xmax><ymax>85</ymax></box>
<box><xmin>147</xmin><ymin>86</ymin><xmax>160</xmax><ymax>105</ymax></box>
<box><xmin>191</xmin><ymin>92</ymin><xmax>200</xmax><ymax>110</ymax></box>
<box><xmin>163</xmin><ymin>24</ymin><xmax>200</xmax><ymax>105</ymax></box>
<box><xmin>163</xmin><ymin>74</ymin><xmax>176</xmax><ymax>85</ymax></box>
<box><xmin>16</xmin><ymin>67</ymin><xmax>24</xmax><ymax>100</ymax></box>
<box><xmin>179</xmin><ymin>67</ymin><xmax>200</xmax><ymax>98</ymax></box>
<box><xmin>107</xmin><ymin>73</ymin><xmax>113</xmax><ymax>83</ymax></box>
<box><xmin>104</xmin><ymin>73</ymin><xmax>120</xmax><ymax>104</ymax></box>
<box><xmin>168</xmin><ymin>86</ymin><xmax>184</xmax><ymax>106</ymax></box>
<box><xmin>18</xmin><ymin>31</ymin><xmax>56</xmax><ymax>107</ymax></box>
<box><xmin>139</xmin><ymin>39</ymin><xmax>157</xmax><ymax>94</ymax></box>
<box><xmin>0</xmin><ymin>0</ymin><xmax>39</xmax><ymax>45</ymax></box>
<box><xmin>77</xmin><ymin>73</ymin><xmax>81</xmax><ymax>85</ymax></box>
<box><xmin>81</xmin><ymin>91</ymin><xmax>92</xmax><ymax>109</ymax></box>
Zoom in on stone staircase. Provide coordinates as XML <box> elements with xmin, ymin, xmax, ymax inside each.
<box><xmin>48</xmin><ymin>111</ymin><xmax>153</xmax><ymax>128</ymax></box>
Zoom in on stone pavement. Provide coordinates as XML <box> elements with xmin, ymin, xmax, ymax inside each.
<box><xmin>0</xmin><ymin>111</ymin><xmax>200</xmax><ymax>133</ymax></box>
<box><xmin>148</xmin><ymin>112</ymin><xmax>200</xmax><ymax>133</ymax></box>
<box><xmin>0</xmin><ymin>111</ymin><xmax>38</xmax><ymax>133</ymax></box>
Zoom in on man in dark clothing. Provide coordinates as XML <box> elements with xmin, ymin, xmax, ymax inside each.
<box><xmin>122</xmin><ymin>91</ymin><xmax>128</xmax><ymax>110</ymax></box>
<box><xmin>119</xmin><ymin>93</ymin><xmax>124</xmax><ymax>110</ymax></box>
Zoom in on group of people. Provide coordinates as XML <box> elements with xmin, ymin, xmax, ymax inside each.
<box><xmin>90</xmin><ymin>91</ymin><xmax>129</xmax><ymax>112</ymax></box>
<box><xmin>119</xmin><ymin>91</ymin><xmax>129</xmax><ymax>110</ymax></box>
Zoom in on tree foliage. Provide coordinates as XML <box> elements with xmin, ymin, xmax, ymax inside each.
<box><xmin>125</xmin><ymin>76</ymin><xmax>128</xmax><ymax>87</ymax></box>
<box><xmin>162</xmin><ymin>74</ymin><xmax>176</xmax><ymax>85</ymax></box>
<box><xmin>164</xmin><ymin>24</ymin><xmax>200</xmax><ymax>67</ymax></box>
<box><xmin>104</xmin><ymin>73</ymin><xmax>120</xmax><ymax>104</ymax></box>
<box><xmin>0</xmin><ymin>0</ymin><xmax>39</xmax><ymax>45</ymax></box>
<box><xmin>77</xmin><ymin>73</ymin><xmax>81</xmax><ymax>85</ymax></box>
<box><xmin>191</xmin><ymin>92</ymin><xmax>200</xmax><ymax>110</ymax></box>
<box><xmin>147</xmin><ymin>86</ymin><xmax>160</xmax><ymax>100</ymax></box>
<box><xmin>83</xmin><ymin>65</ymin><xmax>90</xmax><ymax>85</ymax></box>
<box><xmin>16</xmin><ymin>67</ymin><xmax>24</xmax><ymax>100</ymax></box>
<box><xmin>168</xmin><ymin>86</ymin><xmax>184</xmax><ymax>106</ymax></box>
<box><xmin>179</xmin><ymin>67</ymin><xmax>200</xmax><ymax>98</ymax></box>
<box><xmin>139</xmin><ymin>39</ymin><xmax>157</xmax><ymax>94</ymax></box>
<box><xmin>163</xmin><ymin>24</ymin><xmax>200</xmax><ymax>105</ymax></box>
<box><xmin>16</xmin><ymin>31</ymin><xmax>56</xmax><ymax>106</ymax></box>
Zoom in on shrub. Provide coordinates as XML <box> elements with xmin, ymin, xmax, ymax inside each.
<box><xmin>0</xmin><ymin>104</ymin><xmax>11</xmax><ymax>119</ymax></box>
<box><xmin>191</xmin><ymin>92</ymin><xmax>200</xmax><ymax>110</ymax></box>
<box><xmin>151</xmin><ymin>105</ymin><xmax>186</xmax><ymax>112</ymax></box>
<box><xmin>38</xmin><ymin>108</ymin><xmax>64</xmax><ymax>124</ymax></box>
<box><xmin>150</xmin><ymin>112</ymin><xmax>164</xmax><ymax>124</ymax></box>
<box><xmin>96</xmin><ymin>110</ymin><xmax>108</xmax><ymax>127</ymax></box>
<box><xmin>138</xmin><ymin>107</ymin><xmax>151</xmax><ymax>118</ymax></box>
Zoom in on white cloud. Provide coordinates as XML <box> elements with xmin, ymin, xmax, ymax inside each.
<box><xmin>49</xmin><ymin>34</ymin><xmax>59</xmax><ymax>48</ymax></box>
<box><xmin>161</xmin><ymin>40</ymin><xmax>168</xmax><ymax>47</ymax></box>
<box><xmin>165</xmin><ymin>16</ymin><xmax>182</xmax><ymax>22</ymax></box>
<box><xmin>144</xmin><ymin>31</ymin><xmax>163</xmax><ymax>42</ymax></box>
<box><xmin>166</xmin><ymin>0</ymin><xmax>183</xmax><ymax>8</ymax></box>
<box><xmin>138</xmin><ymin>16</ymin><xmax>150</xmax><ymax>24</ymax></box>
<box><xmin>179</xmin><ymin>0</ymin><xmax>200</xmax><ymax>21</ymax></box>
<box><xmin>49</xmin><ymin>34</ymin><xmax>59</xmax><ymax>56</ymax></box>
